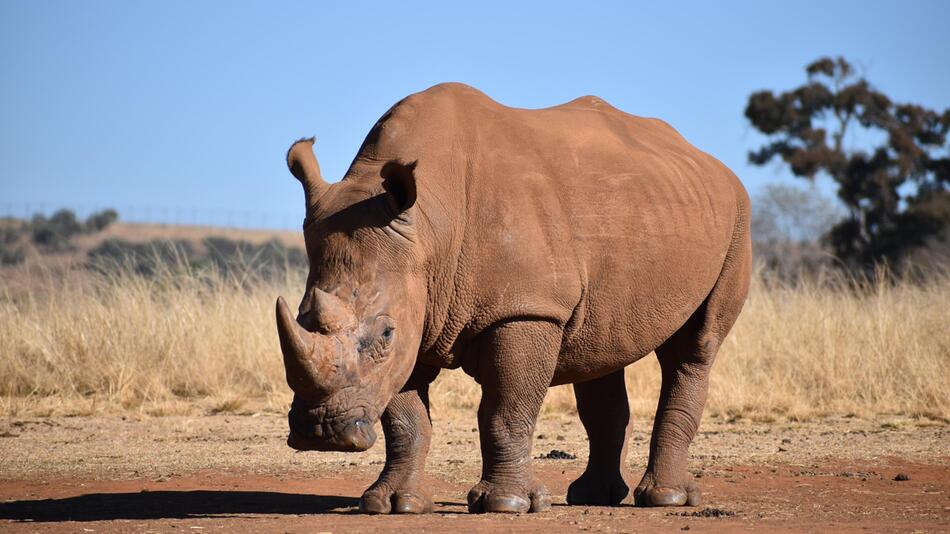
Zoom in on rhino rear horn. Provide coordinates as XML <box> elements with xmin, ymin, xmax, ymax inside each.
<box><xmin>286</xmin><ymin>137</ymin><xmax>329</xmax><ymax>207</ymax></box>
<box><xmin>308</xmin><ymin>287</ymin><xmax>355</xmax><ymax>334</ymax></box>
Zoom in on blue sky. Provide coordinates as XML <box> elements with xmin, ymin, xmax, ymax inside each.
<box><xmin>2</xmin><ymin>1</ymin><xmax>948</xmax><ymax>229</ymax></box>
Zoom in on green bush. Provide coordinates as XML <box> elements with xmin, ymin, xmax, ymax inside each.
<box><xmin>22</xmin><ymin>208</ymin><xmax>120</xmax><ymax>253</ymax></box>
<box><xmin>0</xmin><ymin>221</ymin><xmax>27</xmax><ymax>265</ymax></box>
<box><xmin>0</xmin><ymin>244</ymin><xmax>26</xmax><ymax>265</ymax></box>
<box><xmin>19</xmin><ymin>209</ymin><xmax>119</xmax><ymax>253</ymax></box>
<box><xmin>31</xmin><ymin>209</ymin><xmax>84</xmax><ymax>252</ymax></box>
<box><xmin>85</xmin><ymin>209</ymin><xmax>118</xmax><ymax>232</ymax></box>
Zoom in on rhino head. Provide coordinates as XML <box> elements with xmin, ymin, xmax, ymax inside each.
<box><xmin>276</xmin><ymin>138</ymin><xmax>424</xmax><ymax>452</ymax></box>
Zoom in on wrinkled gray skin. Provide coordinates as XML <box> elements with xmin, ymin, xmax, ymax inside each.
<box><xmin>276</xmin><ymin>83</ymin><xmax>751</xmax><ymax>514</ymax></box>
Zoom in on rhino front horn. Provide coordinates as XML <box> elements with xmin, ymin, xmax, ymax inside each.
<box><xmin>276</xmin><ymin>296</ymin><xmax>321</xmax><ymax>392</ymax></box>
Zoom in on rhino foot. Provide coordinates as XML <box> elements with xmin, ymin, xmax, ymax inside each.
<box><xmin>634</xmin><ymin>476</ymin><xmax>701</xmax><ymax>507</ymax></box>
<box><xmin>567</xmin><ymin>471</ymin><xmax>632</xmax><ymax>506</ymax></box>
<box><xmin>359</xmin><ymin>483</ymin><xmax>433</xmax><ymax>514</ymax></box>
<box><xmin>467</xmin><ymin>479</ymin><xmax>552</xmax><ymax>513</ymax></box>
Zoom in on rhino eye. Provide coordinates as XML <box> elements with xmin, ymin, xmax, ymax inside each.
<box><xmin>358</xmin><ymin>320</ymin><xmax>395</xmax><ymax>360</ymax></box>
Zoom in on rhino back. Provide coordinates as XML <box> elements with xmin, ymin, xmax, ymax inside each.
<box><xmin>354</xmin><ymin>84</ymin><xmax>746</xmax><ymax>380</ymax></box>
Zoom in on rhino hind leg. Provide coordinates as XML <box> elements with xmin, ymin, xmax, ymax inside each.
<box><xmin>635</xmin><ymin>222</ymin><xmax>751</xmax><ymax>507</ymax></box>
<box><xmin>466</xmin><ymin>320</ymin><xmax>561</xmax><ymax>514</ymax></box>
<box><xmin>634</xmin><ymin>323</ymin><xmax>715</xmax><ymax>507</ymax></box>
<box><xmin>360</xmin><ymin>365</ymin><xmax>440</xmax><ymax>514</ymax></box>
<box><xmin>566</xmin><ymin>370</ymin><xmax>635</xmax><ymax>506</ymax></box>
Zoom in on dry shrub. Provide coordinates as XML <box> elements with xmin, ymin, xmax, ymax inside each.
<box><xmin>434</xmin><ymin>269</ymin><xmax>950</xmax><ymax>420</ymax></box>
<box><xmin>1</xmin><ymin>263</ymin><xmax>947</xmax><ymax>420</ymax></box>
<box><xmin>705</xmin><ymin>269</ymin><xmax>950</xmax><ymax>420</ymax></box>
<box><xmin>0</xmin><ymin>262</ymin><xmax>296</xmax><ymax>416</ymax></box>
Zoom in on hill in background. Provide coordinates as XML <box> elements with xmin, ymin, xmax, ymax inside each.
<box><xmin>0</xmin><ymin>209</ymin><xmax>305</xmax><ymax>294</ymax></box>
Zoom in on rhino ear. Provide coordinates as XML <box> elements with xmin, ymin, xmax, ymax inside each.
<box><xmin>380</xmin><ymin>160</ymin><xmax>417</xmax><ymax>213</ymax></box>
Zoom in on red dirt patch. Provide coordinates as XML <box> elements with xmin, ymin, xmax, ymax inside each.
<box><xmin>1</xmin><ymin>414</ymin><xmax>947</xmax><ymax>532</ymax></box>
<box><xmin>1</xmin><ymin>460</ymin><xmax>947</xmax><ymax>533</ymax></box>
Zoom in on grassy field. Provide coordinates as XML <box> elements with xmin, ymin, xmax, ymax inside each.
<box><xmin>1</xmin><ymin>255</ymin><xmax>948</xmax><ymax>420</ymax></box>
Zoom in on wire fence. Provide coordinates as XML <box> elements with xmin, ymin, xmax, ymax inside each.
<box><xmin>0</xmin><ymin>203</ymin><xmax>302</xmax><ymax>231</ymax></box>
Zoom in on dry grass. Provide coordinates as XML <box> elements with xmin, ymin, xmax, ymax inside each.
<box><xmin>0</xmin><ymin>263</ymin><xmax>292</xmax><ymax>417</ymax></box>
<box><xmin>1</xmin><ymin>263</ymin><xmax>947</xmax><ymax>420</ymax></box>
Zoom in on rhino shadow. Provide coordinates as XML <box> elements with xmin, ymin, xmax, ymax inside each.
<box><xmin>0</xmin><ymin>490</ymin><xmax>359</xmax><ymax>522</ymax></box>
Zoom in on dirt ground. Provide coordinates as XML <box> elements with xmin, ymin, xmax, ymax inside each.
<box><xmin>1</xmin><ymin>410</ymin><xmax>947</xmax><ymax>533</ymax></box>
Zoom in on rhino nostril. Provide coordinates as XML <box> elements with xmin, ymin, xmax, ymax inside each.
<box><xmin>341</xmin><ymin>418</ymin><xmax>375</xmax><ymax>450</ymax></box>
<box><xmin>349</xmin><ymin>419</ymin><xmax>367</xmax><ymax>442</ymax></box>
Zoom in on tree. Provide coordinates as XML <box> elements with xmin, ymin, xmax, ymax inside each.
<box><xmin>745</xmin><ymin>57</ymin><xmax>950</xmax><ymax>270</ymax></box>
<box><xmin>753</xmin><ymin>183</ymin><xmax>841</xmax><ymax>245</ymax></box>
<box><xmin>752</xmin><ymin>183</ymin><xmax>841</xmax><ymax>280</ymax></box>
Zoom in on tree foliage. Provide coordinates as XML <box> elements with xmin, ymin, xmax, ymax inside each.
<box><xmin>745</xmin><ymin>56</ymin><xmax>950</xmax><ymax>269</ymax></box>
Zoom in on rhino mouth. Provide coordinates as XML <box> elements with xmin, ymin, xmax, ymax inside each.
<box><xmin>286</xmin><ymin>402</ymin><xmax>378</xmax><ymax>452</ymax></box>
<box><xmin>287</xmin><ymin>418</ymin><xmax>376</xmax><ymax>452</ymax></box>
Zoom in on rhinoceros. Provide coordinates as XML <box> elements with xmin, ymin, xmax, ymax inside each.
<box><xmin>276</xmin><ymin>82</ymin><xmax>751</xmax><ymax>514</ymax></box>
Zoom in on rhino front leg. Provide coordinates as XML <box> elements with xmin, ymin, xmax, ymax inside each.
<box><xmin>466</xmin><ymin>321</ymin><xmax>560</xmax><ymax>514</ymax></box>
<box><xmin>360</xmin><ymin>364</ymin><xmax>440</xmax><ymax>514</ymax></box>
